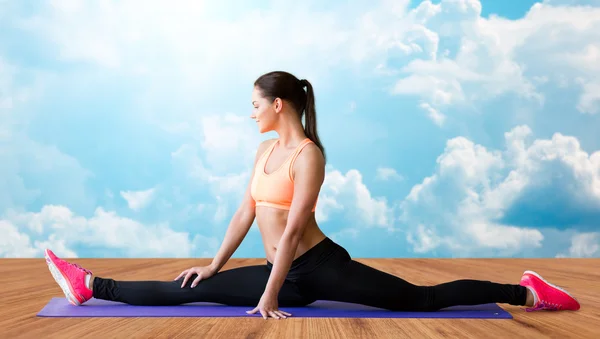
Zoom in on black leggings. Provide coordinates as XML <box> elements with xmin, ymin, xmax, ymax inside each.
<box><xmin>93</xmin><ymin>237</ymin><xmax>527</xmax><ymax>311</ymax></box>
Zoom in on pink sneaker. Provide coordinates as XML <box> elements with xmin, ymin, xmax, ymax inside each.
<box><xmin>44</xmin><ymin>249</ymin><xmax>93</xmax><ymax>306</ymax></box>
<box><xmin>520</xmin><ymin>270</ymin><xmax>580</xmax><ymax>312</ymax></box>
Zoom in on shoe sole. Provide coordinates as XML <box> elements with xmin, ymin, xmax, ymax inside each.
<box><xmin>44</xmin><ymin>249</ymin><xmax>82</xmax><ymax>306</ymax></box>
<box><xmin>523</xmin><ymin>270</ymin><xmax>580</xmax><ymax>308</ymax></box>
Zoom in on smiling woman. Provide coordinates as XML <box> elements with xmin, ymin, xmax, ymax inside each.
<box><xmin>250</xmin><ymin>71</ymin><xmax>326</xmax><ymax>162</ymax></box>
<box><xmin>44</xmin><ymin>70</ymin><xmax>581</xmax><ymax>320</ymax></box>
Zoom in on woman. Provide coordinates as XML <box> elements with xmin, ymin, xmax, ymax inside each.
<box><xmin>45</xmin><ymin>71</ymin><xmax>580</xmax><ymax>320</ymax></box>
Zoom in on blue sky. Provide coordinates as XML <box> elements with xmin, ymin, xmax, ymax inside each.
<box><xmin>1</xmin><ymin>0</ymin><xmax>599</xmax><ymax>259</ymax></box>
<box><xmin>479</xmin><ymin>0</ymin><xmax>540</xmax><ymax>18</ymax></box>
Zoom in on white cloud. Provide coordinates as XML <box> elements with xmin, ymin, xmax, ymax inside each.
<box><xmin>387</xmin><ymin>0</ymin><xmax>542</xmax><ymax>109</ymax></box>
<box><xmin>199</xmin><ymin>114</ymin><xmax>261</xmax><ymax>172</ymax></box>
<box><xmin>0</xmin><ymin>57</ymin><xmax>92</xmax><ymax>215</ymax></box>
<box><xmin>169</xmin><ymin>113</ymin><xmax>260</xmax><ymax>182</ymax></box>
<box><xmin>406</xmin><ymin>223</ymin><xmax>447</xmax><ymax>253</ymax></box>
<box><xmin>382</xmin><ymin>0</ymin><xmax>600</xmax><ymax>122</ymax></box>
<box><xmin>318</xmin><ymin>167</ymin><xmax>393</xmax><ymax>228</ymax></box>
<box><xmin>4</xmin><ymin>0</ymin><xmax>600</xmax><ymax>260</ymax></box>
<box><xmin>376</xmin><ymin>167</ymin><xmax>404</xmax><ymax>181</ymax></box>
<box><xmin>315</xmin><ymin>195</ymin><xmax>344</xmax><ymax>224</ymax></box>
<box><xmin>9</xmin><ymin>0</ymin><xmax>361</xmax><ymax>160</ymax></box>
<box><xmin>487</xmin><ymin>2</ymin><xmax>600</xmax><ymax>112</ymax></box>
<box><xmin>170</xmin><ymin>142</ymin><xmax>250</xmax><ymax>199</ymax></box>
<box><xmin>502</xmin><ymin>126</ymin><xmax>600</xmax><ymax>210</ymax></box>
<box><xmin>14</xmin><ymin>0</ymin><xmax>600</xmax><ymax>128</ymax></box>
<box><xmin>16</xmin><ymin>1</ymin><xmax>352</xmax><ymax>87</ymax></box>
<box><xmin>576</xmin><ymin>79</ymin><xmax>600</xmax><ymax>114</ymax></box>
<box><xmin>561</xmin><ymin>232</ymin><xmax>600</xmax><ymax>257</ymax></box>
<box><xmin>0</xmin><ymin>135</ymin><xmax>94</xmax><ymax>213</ymax></box>
<box><xmin>0</xmin><ymin>220</ymin><xmax>39</xmax><ymax>257</ymax></box>
<box><xmin>165</xmin><ymin>114</ymin><xmax>261</xmax><ymax>224</ymax></box>
<box><xmin>120</xmin><ymin>188</ymin><xmax>156</xmax><ymax>211</ymax></box>
<box><xmin>419</xmin><ymin>102</ymin><xmax>446</xmax><ymax>126</ymax></box>
<box><xmin>400</xmin><ymin>125</ymin><xmax>600</xmax><ymax>256</ymax></box>
<box><xmin>543</xmin><ymin>0</ymin><xmax>600</xmax><ymax>5</ymax></box>
<box><xmin>465</xmin><ymin>220</ymin><xmax>544</xmax><ymax>252</ymax></box>
<box><xmin>0</xmin><ymin>2</ymin><xmax>533</xmax><ymax>103</ymax></box>
<box><xmin>329</xmin><ymin>227</ymin><xmax>361</xmax><ymax>242</ymax></box>
<box><xmin>350</xmin><ymin>1</ymin><xmax>440</xmax><ymax>64</ymax></box>
<box><xmin>2</xmin><ymin>204</ymin><xmax>216</xmax><ymax>258</ymax></box>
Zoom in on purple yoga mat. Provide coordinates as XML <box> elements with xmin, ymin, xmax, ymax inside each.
<box><xmin>37</xmin><ymin>298</ymin><xmax>512</xmax><ymax>319</ymax></box>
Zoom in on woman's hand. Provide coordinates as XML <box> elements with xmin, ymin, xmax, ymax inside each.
<box><xmin>246</xmin><ymin>292</ymin><xmax>292</xmax><ymax>319</ymax></box>
<box><xmin>174</xmin><ymin>265</ymin><xmax>218</xmax><ymax>288</ymax></box>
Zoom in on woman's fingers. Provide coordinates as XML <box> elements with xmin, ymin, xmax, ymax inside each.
<box><xmin>174</xmin><ymin>270</ymin><xmax>188</xmax><ymax>281</ymax></box>
<box><xmin>191</xmin><ymin>273</ymin><xmax>203</xmax><ymax>288</ymax></box>
<box><xmin>181</xmin><ymin>270</ymin><xmax>195</xmax><ymax>288</ymax></box>
<box><xmin>274</xmin><ymin>311</ymin><xmax>288</xmax><ymax>319</ymax></box>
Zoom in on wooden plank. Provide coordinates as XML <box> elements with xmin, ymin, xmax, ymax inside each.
<box><xmin>1</xmin><ymin>258</ymin><xmax>598</xmax><ymax>338</ymax></box>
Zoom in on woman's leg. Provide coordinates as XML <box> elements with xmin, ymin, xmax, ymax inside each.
<box><xmin>45</xmin><ymin>249</ymin><xmax>312</xmax><ymax>307</ymax></box>
<box><xmin>93</xmin><ymin>265</ymin><xmax>311</xmax><ymax>307</ymax></box>
<box><xmin>299</xmin><ymin>247</ymin><xmax>529</xmax><ymax>312</ymax></box>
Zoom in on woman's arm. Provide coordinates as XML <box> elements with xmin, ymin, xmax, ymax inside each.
<box><xmin>263</xmin><ymin>143</ymin><xmax>325</xmax><ymax>296</ymax></box>
<box><xmin>209</xmin><ymin>139</ymin><xmax>276</xmax><ymax>272</ymax></box>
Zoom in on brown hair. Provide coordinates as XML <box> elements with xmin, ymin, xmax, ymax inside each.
<box><xmin>254</xmin><ymin>71</ymin><xmax>326</xmax><ymax>162</ymax></box>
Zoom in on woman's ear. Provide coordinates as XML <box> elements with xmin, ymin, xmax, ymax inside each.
<box><xmin>273</xmin><ymin>98</ymin><xmax>283</xmax><ymax>113</ymax></box>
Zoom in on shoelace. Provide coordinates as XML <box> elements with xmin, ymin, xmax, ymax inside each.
<box><xmin>526</xmin><ymin>301</ymin><xmax>561</xmax><ymax>312</ymax></box>
<box><xmin>68</xmin><ymin>261</ymin><xmax>92</xmax><ymax>275</ymax></box>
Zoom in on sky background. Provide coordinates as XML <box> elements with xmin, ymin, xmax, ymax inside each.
<box><xmin>1</xmin><ymin>0</ymin><xmax>599</xmax><ymax>259</ymax></box>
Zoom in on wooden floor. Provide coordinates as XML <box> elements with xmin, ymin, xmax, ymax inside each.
<box><xmin>1</xmin><ymin>257</ymin><xmax>598</xmax><ymax>338</ymax></box>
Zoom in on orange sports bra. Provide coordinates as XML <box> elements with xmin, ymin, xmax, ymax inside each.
<box><xmin>250</xmin><ymin>138</ymin><xmax>318</xmax><ymax>212</ymax></box>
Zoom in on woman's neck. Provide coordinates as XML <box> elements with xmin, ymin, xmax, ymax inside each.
<box><xmin>274</xmin><ymin>115</ymin><xmax>307</xmax><ymax>148</ymax></box>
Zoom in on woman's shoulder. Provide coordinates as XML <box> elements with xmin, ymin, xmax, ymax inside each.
<box><xmin>260</xmin><ymin>138</ymin><xmax>278</xmax><ymax>147</ymax></box>
<box><xmin>257</xmin><ymin>138</ymin><xmax>277</xmax><ymax>152</ymax></box>
<box><xmin>254</xmin><ymin>138</ymin><xmax>278</xmax><ymax>159</ymax></box>
<box><xmin>293</xmin><ymin>140</ymin><xmax>325</xmax><ymax>173</ymax></box>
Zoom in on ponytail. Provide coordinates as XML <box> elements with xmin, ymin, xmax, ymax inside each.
<box><xmin>300</xmin><ymin>79</ymin><xmax>326</xmax><ymax>163</ymax></box>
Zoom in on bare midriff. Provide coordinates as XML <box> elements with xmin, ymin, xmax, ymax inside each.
<box><xmin>255</xmin><ymin>206</ymin><xmax>327</xmax><ymax>263</ymax></box>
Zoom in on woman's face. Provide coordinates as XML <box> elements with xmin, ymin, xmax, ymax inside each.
<box><xmin>250</xmin><ymin>86</ymin><xmax>278</xmax><ymax>133</ymax></box>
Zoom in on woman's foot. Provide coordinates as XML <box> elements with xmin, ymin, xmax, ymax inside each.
<box><xmin>44</xmin><ymin>249</ymin><xmax>94</xmax><ymax>306</ymax></box>
<box><xmin>520</xmin><ymin>270</ymin><xmax>580</xmax><ymax>311</ymax></box>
